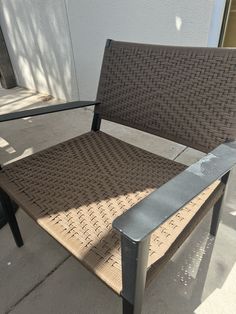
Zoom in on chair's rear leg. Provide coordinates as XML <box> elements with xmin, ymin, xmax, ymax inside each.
<box><xmin>0</xmin><ymin>188</ymin><xmax>23</xmax><ymax>247</ymax></box>
<box><xmin>210</xmin><ymin>171</ymin><xmax>230</xmax><ymax>237</ymax></box>
<box><xmin>123</xmin><ymin>299</ymin><xmax>134</xmax><ymax>313</ymax></box>
<box><xmin>210</xmin><ymin>195</ymin><xmax>224</xmax><ymax>237</ymax></box>
<box><xmin>121</xmin><ymin>235</ymin><xmax>150</xmax><ymax>314</ymax></box>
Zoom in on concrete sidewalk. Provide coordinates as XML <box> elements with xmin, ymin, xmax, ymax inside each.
<box><xmin>0</xmin><ymin>87</ymin><xmax>236</xmax><ymax>314</ymax></box>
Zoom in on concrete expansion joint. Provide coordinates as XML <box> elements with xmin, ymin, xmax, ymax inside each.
<box><xmin>5</xmin><ymin>255</ymin><xmax>70</xmax><ymax>314</ymax></box>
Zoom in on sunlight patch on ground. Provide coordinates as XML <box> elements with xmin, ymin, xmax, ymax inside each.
<box><xmin>195</xmin><ymin>264</ymin><xmax>236</xmax><ymax>314</ymax></box>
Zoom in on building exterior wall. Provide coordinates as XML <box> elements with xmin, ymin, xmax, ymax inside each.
<box><xmin>0</xmin><ymin>0</ymin><xmax>79</xmax><ymax>101</ymax></box>
<box><xmin>0</xmin><ymin>0</ymin><xmax>225</xmax><ymax>101</ymax></box>
<box><xmin>67</xmin><ymin>0</ymin><xmax>219</xmax><ymax>100</ymax></box>
<box><xmin>208</xmin><ymin>0</ymin><xmax>227</xmax><ymax>47</ymax></box>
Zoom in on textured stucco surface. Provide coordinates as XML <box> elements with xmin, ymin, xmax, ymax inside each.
<box><xmin>0</xmin><ymin>1</ymin><xmax>219</xmax><ymax>101</ymax></box>
<box><xmin>66</xmin><ymin>0</ymin><xmax>216</xmax><ymax>99</ymax></box>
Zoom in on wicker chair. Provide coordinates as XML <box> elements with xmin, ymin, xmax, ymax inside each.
<box><xmin>1</xmin><ymin>40</ymin><xmax>236</xmax><ymax>314</ymax></box>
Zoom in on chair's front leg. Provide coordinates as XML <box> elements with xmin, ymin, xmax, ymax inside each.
<box><xmin>121</xmin><ymin>235</ymin><xmax>150</xmax><ymax>314</ymax></box>
<box><xmin>0</xmin><ymin>188</ymin><xmax>23</xmax><ymax>247</ymax></box>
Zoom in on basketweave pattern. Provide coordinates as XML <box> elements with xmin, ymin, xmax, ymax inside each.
<box><xmin>0</xmin><ymin>131</ymin><xmax>219</xmax><ymax>294</ymax></box>
<box><xmin>97</xmin><ymin>41</ymin><xmax>236</xmax><ymax>153</ymax></box>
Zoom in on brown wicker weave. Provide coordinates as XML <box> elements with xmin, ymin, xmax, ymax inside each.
<box><xmin>97</xmin><ymin>41</ymin><xmax>236</xmax><ymax>153</ymax></box>
<box><xmin>0</xmin><ymin>131</ymin><xmax>221</xmax><ymax>294</ymax></box>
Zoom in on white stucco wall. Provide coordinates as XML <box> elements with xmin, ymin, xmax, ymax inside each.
<box><xmin>208</xmin><ymin>0</ymin><xmax>227</xmax><ymax>46</ymax></box>
<box><xmin>66</xmin><ymin>0</ymin><xmax>219</xmax><ymax>100</ymax></box>
<box><xmin>0</xmin><ymin>0</ymin><xmax>79</xmax><ymax>101</ymax></box>
<box><xmin>0</xmin><ymin>1</ymin><xmax>225</xmax><ymax>101</ymax></box>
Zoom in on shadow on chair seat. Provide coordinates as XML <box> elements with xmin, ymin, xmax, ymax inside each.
<box><xmin>0</xmin><ymin>131</ymin><xmax>223</xmax><ymax>294</ymax></box>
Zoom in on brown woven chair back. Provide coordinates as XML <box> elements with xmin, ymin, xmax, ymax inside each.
<box><xmin>97</xmin><ymin>40</ymin><xmax>236</xmax><ymax>153</ymax></box>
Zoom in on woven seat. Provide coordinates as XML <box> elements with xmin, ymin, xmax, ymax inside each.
<box><xmin>0</xmin><ymin>131</ymin><xmax>220</xmax><ymax>294</ymax></box>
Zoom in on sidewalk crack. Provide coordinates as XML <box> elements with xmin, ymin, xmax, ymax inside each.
<box><xmin>6</xmin><ymin>255</ymin><xmax>70</xmax><ymax>314</ymax></box>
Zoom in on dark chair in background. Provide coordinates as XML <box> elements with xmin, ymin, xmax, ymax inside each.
<box><xmin>0</xmin><ymin>26</ymin><xmax>16</xmax><ymax>89</ymax></box>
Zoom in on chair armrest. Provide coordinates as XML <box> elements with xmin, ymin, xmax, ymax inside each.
<box><xmin>0</xmin><ymin>100</ymin><xmax>99</xmax><ymax>122</ymax></box>
<box><xmin>113</xmin><ymin>140</ymin><xmax>236</xmax><ymax>242</ymax></box>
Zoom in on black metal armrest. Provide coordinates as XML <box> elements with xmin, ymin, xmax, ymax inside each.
<box><xmin>113</xmin><ymin>140</ymin><xmax>236</xmax><ymax>243</ymax></box>
<box><xmin>0</xmin><ymin>100</ymin><xmax>99</xmax><ymax>122</ymax></box>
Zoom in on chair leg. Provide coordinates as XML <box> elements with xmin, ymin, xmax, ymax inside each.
<box><xmin>0</xmin><ymin>188</ymin><xmax>23</xmax><ymax>247</ymax></box>
<box><xmin>121</xmin><ymin>235</ymin><xmax>150</xmax><ymax>314</ymax></box>
<box><xmin>210</xmin><ymin>171</ymin><xmax>230</xmax><ymax>237</ymax></box>
<box><xmin>123</xmin><ymin>299</ymin><xmax>134</xmax><ymax>314</ymax></box>
<box><xmin>210</xmin><ymin>195</ymin><xmax>224</xmax><ymax>237</ymax></box>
